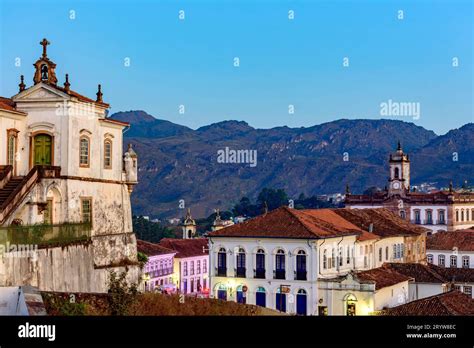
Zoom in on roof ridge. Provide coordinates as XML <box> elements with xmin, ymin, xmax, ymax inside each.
<box><xmin>283</xmin><ymin>207</ymin><xmax>324</xmax><ymax>238</ymax></box>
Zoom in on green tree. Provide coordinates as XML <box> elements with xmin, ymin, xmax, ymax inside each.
<box><xmin>133</xmin><ymin>216</ymin><xmax>175</xmax><ymax>243</ymax></box>
<box><xmin>257</xmin><ymin>188</ymin><xmax>289</xmax><ymax>211</ymax></box>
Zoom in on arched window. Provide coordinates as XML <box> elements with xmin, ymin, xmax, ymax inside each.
<box><xmin>461</xmin><ymin>210</ymin><xmax>465</xmax><ymax>222</ymax></box>
<box><xmin>275</xmin><ymin>249</ymin><xmax>285</xmax><ymax>279</ymax></box>
<box><xmin>236</xmin><ymin>248</ymin><xmax>246</xmax><ymax>277</ymax></box>
<box><xmin>323</xmin><ymin>249</ymin><xmax>327</xmax><ymax>269</ymax></box>
<box><xmin>331</xmin><ymin>248</ymin><xmax>336</xmax><ymax>268</ymax></box>
<box><xmin>104</xmin><ymin>139</ymin><xmax>112</xmax><ymax>169</ymax></box>
<box><xmin>379</xmin><ymin>248</ymin><xmax>382</xmax><ymax>262</ymax></box>
<box><xmin>400</xmin><ymin>210</ymin><xmax>406</xmax><ymax>220</ymax></box>
<box><xmin>255</xmin><ymin>249</ymin><xmax>265</xmax><ymax>278</ymax></box>
<box><xmin>346</xmin><ymin>246</ymin><xmax>350</xmax><ymax>264</ymax></box>
<box><xmin>455</xmin><ymin>210</ymin><xmax>459</xmax><ymax>222</ymax></box>
<box><xmin>394</xmin><ymin>167</ymin><xmax>400</xmax><ymax>179</ymax></box>
<box><xmin>79</xmin><ymin>136</ymin><xmax>90</xmax><ymax>167</ymax></box>
<box><xmin>427</xmin><ymin>254</ymin><xmax>433</xmax><ymax>264</ymax></box>
<box><xmin>385</xmin><ymin>246</ymin><xmax>389</xmax><ymax>261</ymax></box>
<box><xmin>217</xmin><ymin>248</ymin><xmax>227</xmax><ymax>276</ymax></box>
<box><xmin>450</xmin><ymin>255</ymin><xmax>457</xmax><ymax>268</ymax></box>
<box><xmin>296</xmin><ymin>250</ymin><xmax>307</xmax><ymax>280</ymax></box>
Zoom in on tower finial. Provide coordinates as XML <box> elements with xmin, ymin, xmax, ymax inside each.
<box><xmin>40</xmin><ymin>38</ymin><xmax>50</xmax><ymax>58</ymax></box>
<box><xmin>345</xmin><ymin>183</ymin><xmax>351</xmax><ymax>195</ymax></box>
<box><xmin>96</xmin><ymin>84</ymin><xmax>103</xmax><ymax>103</ymax></box>
<box><xmin>397</xmin><ymin>139</ymin><xmax>402</xmax><ymax>151</ymax></box>
<box><xmin>64</xmin><ymin>74</ymin><xmax>70</xmax><ymax>93</ymax></box>
<box><xmin>19</xmin><ymin>75</ymin><xmax>25</xmax><ymax>92</ymax></box>
<box><xmin>449</xmin><ymin>181</ymin><xmax>453</xmax><ymax>193</ymax></box>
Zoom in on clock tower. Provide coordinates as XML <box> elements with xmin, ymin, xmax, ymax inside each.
<box><xmin>388</xmin><ymin>141</ymin><xmax>410</xmax><ymax>196</ymax></box>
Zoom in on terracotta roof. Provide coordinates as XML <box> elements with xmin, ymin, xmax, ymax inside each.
<box><xmin>208</xmin><ymin>207</ymin><xmax>364</xmax><ymax>239</ymax></box>
<box><xmin>137</xmin><ymin>240</ymin><xmax>176</xmax><ymax>257</ymax></box>
<box><xmin>427</xmin><ymin>230</ymin><xmax>474</xmax><ymax>251</ymax></box>
<box><xmin>381</xmin><ymin>290</ymin><xmax>474</xmax><ymax>316</ymax></box>
<box><xmin>355</xmin><ymin>229</ymin><xmax>379</xmax><ymax>242</ymax></box>
<box><xmin>0</xmin><ymin>97</ymin><xmax>26</xmax><ymax>115</ymax></box>
<box><xmin>429</xmin><ymin>264</ymin><xmax>474</xmax><ymax>283</ymax></box>
<box><xmin>346</xmin><ymin>191</ymin><xmax>474</xmax><ymax>204</ymax></box>
<box><xmin>356</xmin><ymin>266</ymin><xmax>413</xmax><ymax>290</ymax></box>
<box><xmin>334</xmin><ymin>208</ymin><xmax>429</xmax><ymax>237</ymax></box>
<box><xmin>158</xmin><ymin>238</ymin><xmax>208</xmax><ymax>258</ymax></box>
<box><xmin>383</xmin><ymin>263</ymin><xmax>446</xmax><ymax>283</ymax></box>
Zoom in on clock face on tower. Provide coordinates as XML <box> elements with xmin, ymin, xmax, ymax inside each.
<box><xmin>392</xmin><ymin>182</ymin><xmax>401</xmax><ymax>190</ymax></box>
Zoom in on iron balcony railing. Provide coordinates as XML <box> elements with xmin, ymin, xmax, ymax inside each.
<box><xmin>147</xmin><ymin>267</ymin><xmax>173</xmax><ymax>278</ymax></box>
<box><xmin>0</xmin><ymin>223</ymin><xmax>91</xmax><ymax>247</ymax></box>
<box><xmin>274</xmin><ymin>269</ymin><xmax>286</xmax><ymax>280</ymax></box>
<box><xmin>294</xmin><ymin>270</ymin><xmax>307</xmax><ymax>281</ymax></box>
<box><xmin>216</xmin><ymin>267</ymin><xmax>227</xmax><ymax>277</ymax></box>
<box><xmin>235</xmin><ymin>267</ymin><xmax>246</xmax><ymax>278</ymax></box>
<box><xmin>254</xmin><ymin>268</ymin><xmax>265</xmax><ymax>279</ymax></box>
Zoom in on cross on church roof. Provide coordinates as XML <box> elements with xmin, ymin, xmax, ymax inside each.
<box><xmin>40</xmin><ymin>38</ymin><xmax>50</xmax><ymax>58</ymax></box>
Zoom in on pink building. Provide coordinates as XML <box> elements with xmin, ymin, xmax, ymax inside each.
<box><xmin>137</xmin><ymin>240</ymin><xmax>177</xmax><ymax>293</ymax></box>
<box><xmin>159</xmin><ymin>238</ymin><xmax>209</xmax><ymax>296</ymax></box>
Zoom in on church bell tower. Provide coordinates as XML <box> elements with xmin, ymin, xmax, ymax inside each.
<box><xmin>388</xmin><ymin>140</ymin><xmax>410</xmax><ymax>196</ymax></box>
<box><xmin>182</xmin><ymin>208</ymin><xmax>197</xmax><ymax>239</ymax></box>
<box><xmin>33</xmin><ymin>38</ymin><xmax>58</xmax><ymax>86</ymax></box>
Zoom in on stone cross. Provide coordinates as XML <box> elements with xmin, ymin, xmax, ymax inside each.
<box><xmin>40</xmin><ymin>38</ymin><xmax>50</xmax><ymax>58</ymax></box>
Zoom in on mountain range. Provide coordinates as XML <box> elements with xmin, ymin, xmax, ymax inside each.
<box><xmin>110</xmin><ymin>110</ymin><xmax>474</xmax><ymax>219</ymax></box>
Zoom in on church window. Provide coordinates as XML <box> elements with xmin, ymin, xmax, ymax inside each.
<box><xmin>394</xmin><ymin>167</ymin><xmax>400</xmax><ymax>179</ymax></box>
<box><xmin>81</xmin><ymin>198</ymin><xmax>92</xmax><ymax>224</ymax></box>
<box><xmin>104</xmin><ymin>139</ymin><xmax>112</xmax><ymax>169</ymax></box>
<box><xmin>80</xmin><ymin>136</ymin><xmax>90</xmax><ymax>167</ymax></box>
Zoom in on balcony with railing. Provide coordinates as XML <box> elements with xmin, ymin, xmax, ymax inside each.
<box><xmin>216</xmin><ymin>267</ymin><xmax>227</xmax><ymax>277</ymax></box>
<box><xmin>0</xmin><ymin>223</ymin><xmax>91</xmax><ymax>248</ymax></box>
<box><xmin>274</xmin><ymin>269</ymin><xmax>286</xmax><ymax>280</ymax></box>
<box><xmin>147</xmin><ymin>267</ymin><xmax>173</xmax><ymax>278</ymax></box>
<box><xmin>294</xmin><ymin>270</ymin><xmax>307</xmax><ymax>281</ymax></box>
<box><xmin>235</xmin><ymin>267</ymin><xmax>246</xmax><ymax>278</ymax></box>
<box><xmin>254</xmin><ymin>268</ymin><xmax>265</xmax><ymax>279</ymax></box>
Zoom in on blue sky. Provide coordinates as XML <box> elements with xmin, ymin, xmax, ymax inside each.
<box><xmin>0</xmin><ymin>0</ymin><xmax>472</xmax><ymax>134</ymax></box>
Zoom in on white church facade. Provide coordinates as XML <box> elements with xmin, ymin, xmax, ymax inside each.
<box><xmin>345</xmin><ymin>142</ymin><xmax>474</xmax><ymax>234</ymax></box>
<box><xmin>0</xmin><ymin>39</ymin><xmax>140</xmax><ymax>292</ymax></box>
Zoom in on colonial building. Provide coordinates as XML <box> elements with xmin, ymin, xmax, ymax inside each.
<box><xmin>426</xmin><ymin>230</ymin><xmax>474</xmax><ymax>268</ymax></box>
<box><xmin>345</xmin><ymin>142</ymin><xmax>474</xmax><ymax>233</ymax></box>
<box><xmin>0</xmin><ymin>39</ymin><xmax>140</xmax><ymax>292</ymax></box>
<box><xmin>158</xmin><ymin>238</ymin><xmax>209</xmax><ymax>296</ymax></box>
<box><xmin>137</xmin><ymin>240</ymin><xmax>177</xmax><ymax>293</ymax></box>
<box><xmin>208</xmin><ymin>206</ymin><xmax>426</xmax><ymax>315</ymax></box>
